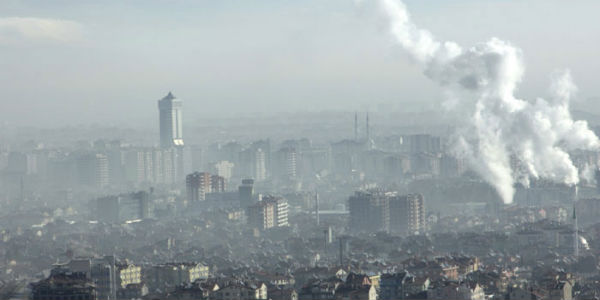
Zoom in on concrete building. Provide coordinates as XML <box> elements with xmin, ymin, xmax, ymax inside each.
<box><xmin>158</xmin><ymin>92</ymin><xmax>184</xmax><ymax>183</ymax></box>
<box><xmin>186</xmin><ymin>172</ymin><xmax>211</xmax><ymax>202</ymax></box>
<box><xmin>96</xmin><ymin>191</ymin><xmax>151</xmax><ymax>223</ymax></box>
<box><xmin>145</xmin><ymin>263</ymin><xmax>209</xmax><ymax>292</ymax></box>
<box><xmin>117</xmin><ymin>283</ymin><xmax>148</xmax><ymax>300</ymax></box>
<box><xmin>247</xmin><ymin>196</ymin><xmax>289</xmax><ymax>230</ymax></box>
<box><xmin>274</xmin><ymin>147</ymin><xmax>297</xmax><ymax>180</ymax></box>
<box><xmin>186</xmin><ymin>172</ymin><xmax>226</xmax><ymax>202</ymax></box>
<box><xmin>158</xmin><ymin>92</ymin><xmax>184</xmax><ymax>148</ymax></box>
<box><xmin>76</xmin><ymin>153</ymin><xmax>109</xmax><ymax>188</ymax></box>
<box><xmin>348</xmin><ymin>190</ymin><xmax>425</xmax><ymax>235</ymax></box>
<box><xmin>190</xmin><ymin>145</ymin><xmax>203</xmax><ymax>172</ymax></box>
<box><xmin>6</xmin><ymin>151</ymin><xmax>40</xmax><ymax>175</ymax></box>
<box><xmin>239</xmin><ymin>179</ymin><xmax>255</xmax><ymax>205</ymax></box>
<box><xmin>122</xmin><ymin>147</ymin><xmax>178</xmax><ymax>185</ymax></box>
<box><xmin>405</xmin><ymin>134</ymin><xmax>441</xmax><ymax>154</ymax></box>
<box><xmin>239</xmin><ymin>148</ymin><xmax>267</xmax><ymax>182</ymax></box>
<box><xmin>348</xmin><ymin>190</ymin><xmax>391</xmax><ymax>233</ymax></box>
<box><xmin>56</xmin><ymin>256</ymin><xmax>119</xmax><ymax>300</ymax></box>
<box><xmin>427</xmin><ymin>281</ymin><xmax>484</xmax><ymax>300</ymax></box>
<box><xmin>265</xmin><ymin>195</ymin><xmax>289</xmax><ymax>228</ymax></box>
<box><xmin>90</xmin><ymin>256</ymin><xmax>119</xmax><ymax>300</ymax></box>
<box><xmin>211</xmin><ymin>174</ymin><xmax>226</xmax><ymax>193</ymax></box>
<box><xmin>124</xmin><ymin>149</ymin><xmax>146</xmax><ymax>184</ymax></box>
<box><xmin>389</xmin><ymin>194</ymin><xmax>426</xmax><ymax>236</ymax></box>
<box><xmin>30</xmin><ymin>270</ymin><xmax>97</xmax><ymax>300</ymax></box>
<box><xmin>251</xmin><ymin>139</ymin><xmax>272</xmax><ymax>176</ymax></box>
<box><xmin>247</xmin><ymin>200</ymin><xmax>275</xmax><ymax>231</ymax></box>
<box><xmin>440</xmin><ymin>154</ymin><xmax>466</xmax><ymax>178</ymax></box>
<box><xmin>116</xmin><ymin>263</ymin><xmax>142</xmax><ymax>288</ymax></box>
<box><xmin>212</xmin><ymin>282</ymin><xmax>267</xmax><ymax>300</ymax></box>
<box><xmin>213</xmin><ymin>160</ymin><xmax>234</xmax><ymax>181</ymax></box>
<box><xmin>331</xmin><ymin>140</ymin><xmax>367</xmax><ymax>177</ymax></box>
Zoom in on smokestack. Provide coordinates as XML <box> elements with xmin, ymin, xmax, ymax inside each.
<box><xmin>377</xmin><ymin>0</ymin><xmax>600</xmax><ymax>204</ymax></box>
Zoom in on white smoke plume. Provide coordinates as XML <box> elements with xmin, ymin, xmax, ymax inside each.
<box><xmin>379</xmin><ymin>0</ymin><xmax>600</xmax><ymax>203</ymax></box>
<box><xmin>581</xmin><ymin>163</ymin><xmax>598</xmax><ymax>186</ymax></box>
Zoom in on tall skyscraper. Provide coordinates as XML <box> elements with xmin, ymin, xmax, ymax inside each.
<box><xmin>158</xmin><ymin>92</ymin><xmax>184</xmax><ymax>182</ymax></box>
<box><xmin>158</xmin><ymin>92</ymin><xmax>184</xmax><ymax>148</ymax></box>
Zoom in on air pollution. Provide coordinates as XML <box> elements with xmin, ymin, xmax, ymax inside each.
<box><xmin>378</xmin><ymin>0</ymin><xmax>600</xmax><ymax>204</ymax></box>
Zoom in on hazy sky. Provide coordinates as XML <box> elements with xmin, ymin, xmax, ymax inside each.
<box><xmin>0</xmin><ymin>0</ymin><xmax>599</xmax><ymax>127</ymax></box>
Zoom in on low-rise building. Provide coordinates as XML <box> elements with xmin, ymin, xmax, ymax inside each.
<box><xmin>117</xmin><ymin>263</ymin><xmax>142</xmax><ymax>288</ymax></box>
<box><xmin>211</xmin><ymin>281</ymin><xmax>267</xmax><ymax>300</ymax></box>
<box><xmin>30</xmin><ymin>270</ymin><xmax>96</xmax><ymax>300</ymax></box>
<box><xmin>145</xmin><ymin>262</ymin><xmax>209</xmax><ymax>291</ymax></box>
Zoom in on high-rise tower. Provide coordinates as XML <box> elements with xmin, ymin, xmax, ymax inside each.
<box><xmin>158</xmin><ymin>92</ymin><xmax>184</xmax><ymax>148</ymax></box>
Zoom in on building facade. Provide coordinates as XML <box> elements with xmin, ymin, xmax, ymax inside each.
<box><xmin>145</xmin><ymin>263</ymin><xmax>210</xmax><ymax>292</ymax></box>
<box><xmin>96</xmin><ymin>191</ymin><xmax>151</xmax><ymax>223</ymax></box>
<box><xmin>247</xmin><ymin>196</ymin><xmax>289</xmax><ymax>230</ymax></box>
<box><xmin>186</xmin><ymin>172</ymin><xmax>226</xmax><ymax>202</ymax></box>
<box><xmin>349</xmin><ymin>190</ymin><xmax>425</xmax><ymax>235</ymax></box>
<box><xmin>31</xmin><ymin>270</ymin><xmax>96</xmax><ymax>300</ymax></box>
<box><xmin>348</xmin><ymin>190</ymin><xmax>391</xmax><ymax>233</ymax></box>
<box><xmin>158</xmin><ymin>92</ymin><xmax>184</xmax><ymax>148</ymax></box>
<box><xmin>389</xmin><ymin>194</ymin><xmax>426</xmax><ymax>236</ymax></box>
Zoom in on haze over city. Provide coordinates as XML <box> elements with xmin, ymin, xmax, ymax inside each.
<box><xmin>0</xmin><ymin>0</ymin><xmax>599</xmax><ymax>126</ymax></box>
<box><xmin>1</xmin><ymin>1</ymin><xmax>600</xmax><ymax>300</ymax></box>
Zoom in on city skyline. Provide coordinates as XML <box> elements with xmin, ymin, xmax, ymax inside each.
<box><xmin>1</xmin><ymin>0</ymin><xmax>600</xmax><ymax>126</ymax></box>
<box><xmin>0</xmin><ymin>1</ymin><xmax>598</xmax><ymax>299</ymax></box>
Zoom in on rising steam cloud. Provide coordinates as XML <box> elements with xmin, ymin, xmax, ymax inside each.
<box><xmin>379</xmin><ymin>0</ymin><xmax>599</xmax><ymax>203</ymax></box>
